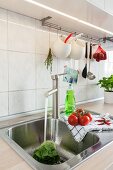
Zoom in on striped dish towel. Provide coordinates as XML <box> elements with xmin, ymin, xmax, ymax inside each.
<box><xmin>62</xmin><ymin>114</ymin><xmax>113</xmax><ymax>142</ymax></box>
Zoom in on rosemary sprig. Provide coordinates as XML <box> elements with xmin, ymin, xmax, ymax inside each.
<box><xmin>44</xmin><ymin>48</ymin><xmax>53</xmax><ymax>72</ymax></box>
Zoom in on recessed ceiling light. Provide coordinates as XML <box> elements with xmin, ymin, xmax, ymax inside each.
<box><xmin>25</xmin><ymin>0</ymin><xmax>113</xmax><ymax>36</ymax></box>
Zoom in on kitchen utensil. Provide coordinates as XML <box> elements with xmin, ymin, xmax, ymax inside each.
<box><xmin>87</xmin><ymin>43</ymin><xmax>96</xmax><ymax>80</ymax></box>
<box><xmin>64</xmin><ymin>32</ymin><xmax>82</xmax><ymax>43</ymax></box>
<box><xmin>82</xmin><ymin>42</ymin><xmax>88</xmax><ymax>78</ymax></box>
<box><xmin>64</xmin><ymin>32</ymin><xmax>75</xmax><ymax>43</ymax></box>
<box><xmin>52</xmin><ymin>36</ymin><xmax>71</xmax><ymax>59</ymax></box>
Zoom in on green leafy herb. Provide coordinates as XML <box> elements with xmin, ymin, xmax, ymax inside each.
<box><xmin>33</xmin><ymin>140</ymin><xmax>60</xmax><ymax>165</ymax></box>
<box><xmin>97</xmin><ymin>75</ymin><xmax>113</xmax><ymax>92</ymax></box>
<box><xmin>44</xmin><ymin>48</ymin><xmax>53</xmax><ymax>72</ymax></box>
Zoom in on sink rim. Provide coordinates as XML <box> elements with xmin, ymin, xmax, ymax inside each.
<box><xmin>1</xmin><ymin>114</ymin><xmax>113</xmax><ymax>170</ymax></box>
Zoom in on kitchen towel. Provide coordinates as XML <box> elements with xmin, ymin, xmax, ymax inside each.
<box><xmin>62</xmin><ymin>114</ymin><xmax>113</xmax><ymax>142</ymax></box>
<box><xmin>63</xmin><ymin>66</ymin><xmax>79</xmax><ymax>84</ymax></box>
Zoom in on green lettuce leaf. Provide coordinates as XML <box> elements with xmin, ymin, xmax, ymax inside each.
<box><xmin>33</xmin><ymin>140</ymin><xmax>60</xmax><ymax>165</ymax></box>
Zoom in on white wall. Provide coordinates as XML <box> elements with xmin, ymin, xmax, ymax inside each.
<box><xmin>0</xmin><ymin>8</ymin><xmax>105</xmax><ymax>118</ymax></box>
<box><xmin>104</xmin><ymin>51</ymin><xmax>113</xmax><ymax>77</ymax></box>
<box><xmin>87</xmin><ymin>0</ymin><xmax>113</xmax><ymax>16</ymax></box>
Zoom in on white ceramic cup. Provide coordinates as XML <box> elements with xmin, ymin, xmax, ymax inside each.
<box><xmin>69</xmin><ymin>39</ymin><xmax>85</xmax><ymax>60</ymax></box>
<box><xmin>52</xmin><ymin>37</ymin><xmax>71</xmax><ymax>59</ymax></box>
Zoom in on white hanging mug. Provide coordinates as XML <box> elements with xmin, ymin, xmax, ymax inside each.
<box><xmin>52</xmin><ymin>36</ymin><xmax>71</xmax><ymax>59</ymax></box>
<box><xmin>69</xmin><ymin>39</ymin><xmax>85</xmax><ymax>60</ymax></box>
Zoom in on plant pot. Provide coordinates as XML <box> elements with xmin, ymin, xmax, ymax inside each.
<box><xmin>52</xmin><ymin>37</ymin><xmax>71</xmax><ymax>59</ymax></box>
<box><xmin>104</xmin><ymin>91</ymin><xmax>113</xmax><ymax>104</ymax></box>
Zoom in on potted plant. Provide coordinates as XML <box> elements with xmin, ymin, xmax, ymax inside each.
<box><xmin>98</xmin><ymin>75</ymin><xmax>113</xmax><ymax>104</ymax></box>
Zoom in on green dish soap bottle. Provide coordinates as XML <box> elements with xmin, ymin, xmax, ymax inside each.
<box><xmin>65</xmin><ymin>82</ymin><xmax>76</xmax><ymax>116</ymax></box>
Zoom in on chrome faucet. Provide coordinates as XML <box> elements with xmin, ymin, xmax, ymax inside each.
<box><xmin>45</xmin><ymin>73</ymin><xmax>67</xmax><ymax>119</ymax></box>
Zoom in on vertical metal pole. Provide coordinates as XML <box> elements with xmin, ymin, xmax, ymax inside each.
<box><xmin>52</xmin><ymin>75</ymin><xmax>59</xmax><ymax>119</ymax></box>
<box><xmin>52</xmin><ymin>75</ymin><xmax>59</xmax><ymax>142</ymax></box>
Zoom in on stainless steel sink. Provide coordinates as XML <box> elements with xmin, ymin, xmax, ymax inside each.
<box><xmin>8</xmin><ymin>118</ymin><xmax>99</xmax><ymax>158</ymax></box>
<box><xmin>1</xmin><ymin>115</ymin><xmax>113</xmax><ymax>170</ymax></box>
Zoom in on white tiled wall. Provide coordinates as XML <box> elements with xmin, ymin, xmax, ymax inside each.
<box><xmin>104</xmin><ymin>51</ymin><xmax>113</xmax><ymax>77</ymax></box>
<box><xmin>0</xmin><ymin>7</ymin><xmax>109</xmax><ymax>118</ymax></box>
<box><xmin>9</xmin><ymin>90</ymin><xmax>36</xmax><ymax>115</ymax></box>
<box><xmin>8</xmin><ymin>51</ymin><xmax>35</xmax><ymax>91</ymax></box>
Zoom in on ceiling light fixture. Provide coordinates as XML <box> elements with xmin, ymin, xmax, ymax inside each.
<box><xmin>25</xmin><ymin>0</ymin><xmax>113</xmax><ymax>36</ymax></box>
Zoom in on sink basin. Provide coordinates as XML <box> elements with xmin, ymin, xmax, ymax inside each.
<box><xmin>6</xmin><ymin>118</ymin><xmax>99</xmax><ymax>169</ymax></box>
<box><xmin>8</xmin><ymin>118</ymin><xmax>99</xmax><ymax>158</ymax></box>
<box><xmin>2</xmin><ymin>114</ymin><xmax>113</xmax><ymax>170</ymax></box>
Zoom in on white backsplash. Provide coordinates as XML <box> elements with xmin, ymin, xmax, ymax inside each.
<box><xmin>0</xmin><ymin>7</ymin><xmax>112</xmax><ymax>118</ymax></box>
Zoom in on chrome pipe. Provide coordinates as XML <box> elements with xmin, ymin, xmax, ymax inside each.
<box><xmin>45</xmin><ymin>73</ymin><xmax>67</xmax><ymax>119</ymax></box>
<box><xmin>45</xmin><ymin>89</ymin><xmax>58</xmax><ymax>97</ymax></box>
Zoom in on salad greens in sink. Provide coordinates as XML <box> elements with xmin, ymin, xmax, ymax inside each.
<box><xmin>33</xmin><ymin>140</ymin><xmax>60</xmax><ymax>165</ymax></box>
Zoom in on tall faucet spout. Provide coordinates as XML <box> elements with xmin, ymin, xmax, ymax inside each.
<box><xmin>45</xmin><ymin>89</ymin><xmax>58</xmax><ymax>97</ymax></box>
<box><xmin>45</xmin><ymin>73</ymin><xmax>67</xmax><ymax>119</ymax></box>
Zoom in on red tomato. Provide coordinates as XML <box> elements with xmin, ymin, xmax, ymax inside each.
<box><xmin>79</xmin><ymin>115</ymin><xmax>90</xmax><ymax>126</ymax></box>
<box><xmin>76</xmin><ymin>108</ymin><xmax>84</xmax><ymax>114</ymax></box>
<box><xmin>71</xmin><ymin>111</ymin><xmax>76</xmax><ymax>115</ymax></box>
<box><xmin>85</xmin><ymin>112</ymin><xmax>93</xmax><ymax>122</ymax></box>
<box><xmin>74</xmin><ymin>108</ymin><xmax>84</xmax><ymax>118</ymax></box>
<box><xmin>71</xmin><ymin>111</ymin><xmax>79</xmax><ymax>118</ymax></box>
<box><xmin>68</xmin><ymin>114</ymin><xmax>78</xmax><ymax>126</ymax></box>
<box><xmin>74</xmin><ymin>112</ymin><xmax>81</xmax><ymax>119</ymax></box>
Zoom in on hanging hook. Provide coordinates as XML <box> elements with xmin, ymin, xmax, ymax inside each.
<box><xmin>49</xmin><ymin>27</ymin><xmax>51</xmax><ymax>48</ymax></box>
<box><xmin>103</xmin><ymin>37</ymin><xmax>107</xmax><ymax>43</ymax></box>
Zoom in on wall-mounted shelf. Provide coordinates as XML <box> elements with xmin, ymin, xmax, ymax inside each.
<box><xmin>0</xmin><ymin>0</ymin><xmax>113</xmax><ymax>40</ymax></box>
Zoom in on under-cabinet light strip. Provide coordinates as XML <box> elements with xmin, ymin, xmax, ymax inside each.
<box><xmin>25</xmin><ymin>0</ymin><xmax>113</xmax><ymax>36</ymax></box>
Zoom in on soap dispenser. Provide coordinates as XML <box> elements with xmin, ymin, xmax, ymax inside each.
<box><xmin>65</xmin><ymin>79</ymin><xmax>76</xmax><ymax>116</ymax></box>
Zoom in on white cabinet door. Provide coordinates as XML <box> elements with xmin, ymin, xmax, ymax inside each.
<box><xmin>87</xmin><ymin>0</ymin><xmax>105</xmax><ymax>10</ymax></box>
<box><xmin>105</xmin><ymin>0</ymin><xmax>113</xmax><ymax>15</ymax></box>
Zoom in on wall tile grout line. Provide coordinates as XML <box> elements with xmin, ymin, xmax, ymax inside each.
<box><xmin>7</xmin><ymin>9</ymin><xmax>9</xmax><ymax>117</ymax></box>
<box><xmin>35</xmin><ymin>18</ymin><xmax>37</xmax><ymax>111</ymax></box>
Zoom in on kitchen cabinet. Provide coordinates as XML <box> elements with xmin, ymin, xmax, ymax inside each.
<box><xmin>87</xmin><ymin>0</ymin><xmax>105</xmax><ymax>10</ymax></box>
<box><xmin>0</xmin><ymin>0</ymin><xmax>113</xmax><ymax>39</ymax></box>
<box><xmin>87</xmin><ymin>0</ymin><xmax>113</xmax><ymax>16</ymax></box>
<box><xmin>104</xmin><ymin>0</ymin><xmax>113</xmax><ymax>16</ymax></box>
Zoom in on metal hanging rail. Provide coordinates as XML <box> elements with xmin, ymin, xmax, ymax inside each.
<box><xmin>40</xmin><ymin>16</ymin><xmax>113</xmax><ymax>44</ymax></box>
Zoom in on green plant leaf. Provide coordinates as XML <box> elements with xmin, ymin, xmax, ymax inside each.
<box><xmin>44</xmin><ymin>48</ymin><xmax>53</xmax><ymax>72</ymax></box>
<box><xmin>33</xmin><ymin>140</ymin><xmax>60</xmax><ymax>165</ymax></box>
<box><xmin>98</xmin><ymin>75</ymin><xmax>113</xmax><ymax>92</ymax></box>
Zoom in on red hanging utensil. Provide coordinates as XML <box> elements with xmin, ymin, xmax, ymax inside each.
<box><xmin>64</xmin><ymin>32</ymin><xmax>75</xmax><ymax>43</ymax></box>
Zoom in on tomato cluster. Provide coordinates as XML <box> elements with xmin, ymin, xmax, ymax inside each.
<box><xmin>68</xmin><ymin>108</ymin><xmax>93</xmax><ymax>126</ymax></box>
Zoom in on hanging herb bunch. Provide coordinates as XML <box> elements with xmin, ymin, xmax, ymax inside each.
<box><xmin>44</xmin><ymin>28</ymin><xmax>53</xmax><ymax>73</ymax></box>
<box><xmin>44</xmin><ymin>48</ymin><xmax>53</xmax><ymax>72</ymax></box>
